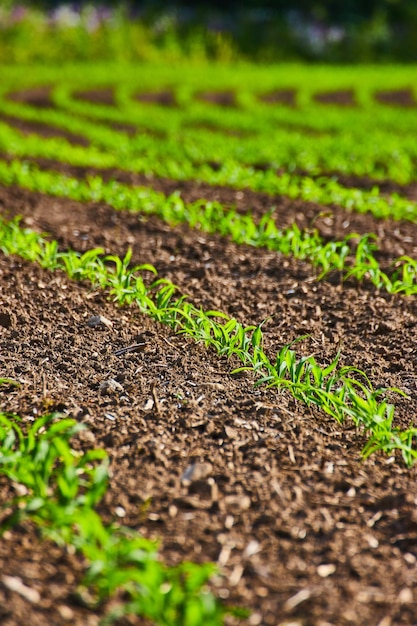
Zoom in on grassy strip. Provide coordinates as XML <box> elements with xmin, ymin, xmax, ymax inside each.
<box><xmin>0</xmin><ymin>159</ymin><xmax>416</xmax><ymax>295</ymax></box>
<box><xmin>0</xmin><ymin>413</ymin><xmax>229</xmax><ymax>625</ymax></box>
<box><xmin>1</xmin><ymin>216</ymin><xmax>415</xmax><ymax>465</ymax></box>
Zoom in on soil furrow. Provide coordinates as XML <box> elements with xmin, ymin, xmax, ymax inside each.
<box><xmin>313</xmin><ymin>89</ymin><xmax>357</xmax><ymax>106</ymax></box>
<box><xmin>73</xmin><ymin>88</ymin><xmax>117</xmax><ymax>106</ymax></box>
<box><xmin>0</xmin><ymin>114</ymin><xmax>91</xmax><ymax>146</ymax></box>
<box><xmin>6</xmin><ymin>87</ymin><xmax>54</xmax><ymax>109</ymax></box>
<box><xmin>375</xmin><ymin>88</ymin><xmax>417</xmax><ymax>108</ymax></box>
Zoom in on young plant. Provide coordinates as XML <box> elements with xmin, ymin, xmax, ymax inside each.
<box><xmin>0</xmin><ymin>413</ymin><xmax>228</xmax><ymax>624</ymax></box>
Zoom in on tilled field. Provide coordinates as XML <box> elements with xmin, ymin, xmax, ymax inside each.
<box><xmin>1</xmin><ymin>70</ymin><xmax>417</xmax><ymax>626</ymax></box>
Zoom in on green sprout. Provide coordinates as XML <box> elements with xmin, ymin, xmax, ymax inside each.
<box><xmin>0</xmin><ymin>413</ymin><xmax>229</xmax><ymax>624</ymax></box>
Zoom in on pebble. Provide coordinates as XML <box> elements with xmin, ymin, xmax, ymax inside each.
<box><xmin>181</xmin><ymin>462</ymin><xmax>213</xmax><ymax>485</ymax></box>
<box><xmin>99</xmin><ymin>379</ymin><xmax>124</xmax><ymax>395</ymax></box>
<box><xmin>86</xmin><ymin>314</ymin><xmax>113</xmax><ymax>329</ymax></box>
<box><xmin>1</xmin><ymin>575</ymin><xmax>41</xmax><ymax>604</ymax></box>
<box><xmin>317</xmin><ymin>563</ymin><xmax>336</xmax><ymax>578</ymax></box>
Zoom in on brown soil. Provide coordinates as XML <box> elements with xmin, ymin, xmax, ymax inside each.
<box><xmin>70</xmin><ymin>87</ymin><xmax>177</xmax><ymax>118</ymax></box>
<box><xmin>74</xmin><ymin>88</ymin><xmax>117</xmax><ymax>107</ymax></box>
<box><xmin>8</xmin><ymin>86</ymin><xmax>417</xmax><ymax>114</ymax></box>
<box><xmin>258</xmin><ymin>89</ymin><xmax>297</xmax><ymax>107</ymax></box>
<box><xmin>0</xmin><ymin>114</ymin><xmax>91</xmax><ymax>146</ymax></box>
<box><xmin>196</xmin><ymin>91</ymin><xmax>237</xmax><ymax>107</ymax></box>
<box><xmin>375</xmin><ymin>89</ymin><xmax>417</xmax><ymax>108</ymax></box>
<box><xmin>134</xmin><ymin>91</ymin><xmax>177</xmax><ymax>107</ymax></box>
<box><xmin>6</xmin><ymin>87</ymin><xmax>53</xmax><ymax>109</ymax></box>
<box><xmin>313</xmin><ymin>90</ymin><xmax>357</xmax><ymax>107</ymax></box>
<box><xmin>2</xmin><ymin>89</ymin><xmax>417</xmax><ymax>626</ymax></box>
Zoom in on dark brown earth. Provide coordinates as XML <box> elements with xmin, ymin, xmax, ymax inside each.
<box><xmin>74</xmin><ymin>88</ymin><xmax>117</xmax><ymax>106</ymax></box>
<box><xmin>313</xmin><ymin>90</ymin><xmax>357</xmax><ymax>107</ymax></box>
<box><xmin>375</xmin><ymin>89</ymin><xmax>417</xmax><ymax>108</ymax></box>
<box><xmin>6</xmin><ymin>87</ymin><xmax>53</xmax><ymax>109</ymax></box>
<box><xmin>196</xmin><ymin>91</ymin><xmax>237</xmax><ymax>107</ymax></box>
<box><xmin>0</xmin><ymin>113</ymin><xmax>139</xmax><ymax>142</ymax></box>
<box><xmin>0</xmin><ymin>114</ymin><xmax>91</xmax><ymax>146</ymax></box>
<box><xmin>1</xmin><ymin>86</ymin><xmax>417</xmax><ymax>626</ymax></box>
<box><xmin>258</xmin><ymin>89</ymin><xmax>297</xmax><ymax>107</ymax></box>
<box><xmin>134</xmin><ymin>91</ymin><xmax>177</xmax><ymax>107</ymax></box>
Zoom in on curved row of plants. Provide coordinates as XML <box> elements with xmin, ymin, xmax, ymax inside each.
<box><xmin>3</xmin><ymin>64</ymin><xmax>417</xmax><ymax>137</ymax></box>
<box><xmin>1</xmin><ymin>216</ymin><xmax>415</xmax><ymax>466</ymax></box>
<box><xmin>1</xmin><ymin>113</ymin><xmax>416</xmax><ymax>222</ymax></box>
<box><xmin>58</xmin><ymin>84</ymin><xmax>417</xmax><ymax>182</ymax></box>
<box><xmin>1</xmin><ymin>92</ymin><xmax>417</xmax><ymax>185</ymax></box>
<box><xmin>1</xmin><ymin>159</ymin><xmax>416</xmax><ymax>295</ymax></box>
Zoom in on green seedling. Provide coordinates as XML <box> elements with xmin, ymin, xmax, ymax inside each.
<box><xmin>0</xmin><ymin>378</ymin><xmax>20</xmax><ymax>388</ymax></box>
<box><xmin>0</xmin><ymin>413</ymin><xmax>228</xmax><ymax>624</ymax></box>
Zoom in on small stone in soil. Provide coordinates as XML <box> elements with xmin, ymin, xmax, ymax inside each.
<box><xmin>1</xmin><ymin>575</ymin><xmax>41</xmax><ymax>604</ymax></box>
<box><xmin>181</xmin><ymin>462</ymin><xmax>213</xmax><ymax>485</ymax></box>
<box><xmin>86</xmin><ymin>314</ymin><xmax>113</xmax><ymax>329</ymax></box>
<box><xmin>99</xmin><ymin>379</ymin><xmax>124</xmax><ymax>395</ymax></box>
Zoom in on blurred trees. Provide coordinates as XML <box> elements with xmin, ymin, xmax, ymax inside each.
<box><xmin>22</xmin><ymin>0</ymin><xmax>417</xmax><ymax>23</ymax></box>
<box><xmin>3</xmin><ymin>0</ymin><xmax>417</xmax><ymax>62</ymax></box>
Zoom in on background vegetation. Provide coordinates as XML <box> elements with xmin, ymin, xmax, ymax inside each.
<box><xmin>1</xmin><ymin>0</ymin><xmax>417</xmax><ymax>64</ymax></box>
